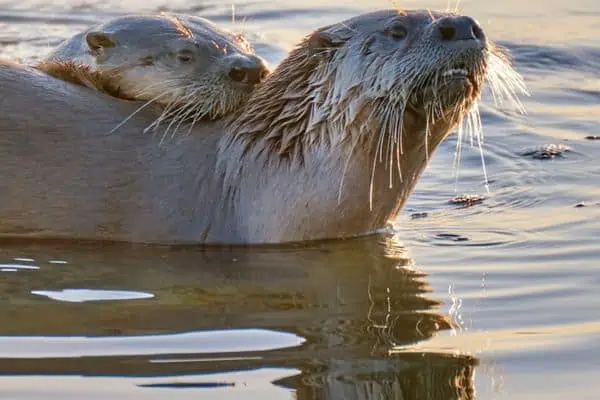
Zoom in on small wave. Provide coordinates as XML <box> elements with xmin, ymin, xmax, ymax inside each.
<box><xmin>501</xmin><ymin>41</ymin><xmax>600</xmax><ymax>75</ymax></box>
<box><xmin>403</xmin><ymin>223</ymin><xmax>523</xmax><ymax>248</ymax></box>
<box><xmin>0</xmin><ymin>263</ymin><xmax>40</xmax><ymax>272</ymax></box>
<box><xmin>0</xmin><ymin>329</ymin><xmax>305</xmax><ymax>358</ymax></box>
<box><xmin>31</xmin><ymin>289</ymin><xmax>155</xmax><ymax>303</ymax></box>
<box><xmin>13</xmin><ymin>257</ymin><xmax>35</xmax><ymax>262</ymax></box>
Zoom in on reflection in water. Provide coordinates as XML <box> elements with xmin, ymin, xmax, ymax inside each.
<box><xmin>31</xmin><ymin>288</ymin><xmax>155</xmax><ymax>302</ymax></box>
<box><xmin>0</xmin><ymin>236</ymin><xmax>476</xmax><ymax>399</ymax></box>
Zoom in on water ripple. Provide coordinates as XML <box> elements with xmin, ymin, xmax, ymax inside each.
<box><xmin>0</xmin><ymin>263</ymin><xmax>40</xmax><ymax>272</ymax></box>
<box><xmin>31</xmin><ymin>289</ymin><xmax>155</xmax><ymax>303</ymax></box>
<box><xmin>0</xmin><ymin>329</ymin><xmax>305</xmax><ymax>358</ymax></box>
<box><xmin>502</xmin><ymin>41</ymin><xmax>600</xmax><ymax>75</ymax></box>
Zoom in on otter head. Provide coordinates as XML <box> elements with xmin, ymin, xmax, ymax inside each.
<box><xmin>85</xmin><ymin>14</ymin><xmax>270</xmax><ymax>120</ymax></box>
<box><xmin>227</xmin><ymin>9</ymin><xmax>525</xmax><ymax>233</ymax></box>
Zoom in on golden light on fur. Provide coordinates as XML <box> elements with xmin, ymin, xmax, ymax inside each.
<box><xmin>35</xmin><ymin>61</ymin><xmax>131</xmax><ymax>100</ymax></box>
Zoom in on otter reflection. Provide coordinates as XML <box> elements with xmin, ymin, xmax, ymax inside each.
<box><xmin>0</xmin><ymin>236</ymin><xmax>476</xmax><ymax>399</ymax></box>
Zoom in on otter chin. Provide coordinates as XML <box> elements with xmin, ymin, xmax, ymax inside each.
<box><xmin>0</xmin><ymin>9</ymin><xmax>525</xmax><ymax>244</ymax></box>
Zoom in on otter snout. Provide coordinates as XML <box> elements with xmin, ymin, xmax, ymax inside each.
<box><xmin>434</xmin><ymin>16</ymin><xmax>486</xmax><ymax>43</ymax></box>
<box><xmin>225</xmin><ymin>54</ymin><xmax>269</xmax><ymax>85</ymax></box>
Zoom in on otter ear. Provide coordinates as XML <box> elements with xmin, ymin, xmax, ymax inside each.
<box><xmin>86</xmin><ymin>31</ymin><xmax>116</xmax><ymax>52</ymax></box>
<box><xmin>308</xmin><ymin>30</ymin><xmax>344</xmax><ymax>54</ymax></box>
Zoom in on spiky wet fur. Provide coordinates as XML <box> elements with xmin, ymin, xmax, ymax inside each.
<box><xmin>224</xmin><ymin>10</ymin><xmax>526</xmax><ymax>213</ymax></box>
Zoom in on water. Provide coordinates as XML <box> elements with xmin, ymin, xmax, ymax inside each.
<box><xmin>1</xmin><ymin>0</ymin><xmax>599</xmax><ymax>398</ymax></box>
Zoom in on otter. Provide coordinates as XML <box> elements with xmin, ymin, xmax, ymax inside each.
<box><xmin>0</xmin><ymin>9</ymin><xmax>525</xmax><ymax>244</ymax></box>
<box><xmin>35</xmin><ymin>14</ymin><xmax>269</xmax><ymax>128</ymax></box>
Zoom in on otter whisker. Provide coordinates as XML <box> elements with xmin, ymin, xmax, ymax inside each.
<box><xmin>376</xmin><ymin>119</ymin><xmax>387</xmax><ymax>164</ymax></box>
<box><xmin>391</xmin><ymin>104</ymin><xmax>404</xmax><ymax>184</ymax></box>
<box><xmin>143</xmin><ymin>71</ymin><xmax>254</xmax><ymax>142</ymax></box>
<box><xmin>160</xmin><ymin>93</ymin><xmax>199</xmax><ymax>143</ymax></box>
<box><xmin>454</xmin><ymin>0</ymin><xmax>462</xmax><ymax>13</ymax></box>
<box><xmin>133</xmin><ymin>78</ymin><xmax>185</xmax><ymax>98</ymax></box>
<box><xmin>453</xmin><ymin>115</ymin><xmax>465</xmax><ymax>190</ymax></box>
<box><xmin>385</xmin><ymin>106</ymin><xmax>397</xmax><ymax>188</ymax></box>
<box><xmin>465</xmin><ymin>104</ymin><xmax>474</xmax><ymax>147</ymax></box>
<box><xmin>145</xmin><ymin>96</ymin><xmax>181</xmax><ymax>135</ymax></box>
<box><xmin>337</xmin><ymin>134</ymin><xmax>361</xmax><ymax>205</ymax></box>
<box><xmin>470</xmin><ymin>103</ymin><xmax>489</xmax><ymax>191</ymax></box>
<box><xmin>367</xmin><ymin>100</ymin><xmax>392</xmax><ymax>210</ymax></box>
<box><xmin>110</xmin><ymin>79</ymin><xmax>200</xmax><ymax>138</ymax></box>
<box><xmin>424</xmin><ymin>105</ymin><xmax>433</xmax><ymax>162</ymax></box>
<box><xmin>169</xmin><ymin>93</ymin><xmax>204</xmax><ymax>140</ymax></box>
<box><xmin>369</xmin><ymin>136</ymin><xmax>381</xmax><ymax>211</ymax></box>
<box><xmin>388</xmin><ymin>106</ymin><xmax>403</xmax><ymax>184</ymax></box>
<box><xmin>146</xmin><ymin>85</ymin><xmax>195</xmax><ymax>136</ymax></box>
<box><xmin>451</xmin><ymin>101</ymin><xmax>488</xmax><ymax>191</ymax></box>
<box><xmin>395</xmin><ymin>128</ymin><xmax>403</xmax><ymax>182</ymax></box>
<box><xmin>169</xmin><ymin>85</ymin><xmax>214</xmax><ymax>136</ymax></box>
<box><xmin>485</xmin><ymin>51</ymin><xmax>528</xmax><ymax>113</ymax></box>
<box><xmin>442</xmin><ymin>45</ymin><xmax>527</xmax><ymax>191</ymax></box>
<box><xmin>186</xmin><ymin>104</ymin><xmax>206</xmax><ymax>136</ymax></box>
<box><xmin>163</xmin><ymin>104</ymin><xmax>194</xmax><ymax>142</ymax></box>
<box><xmin>387</xmin><ymin>127</ymin><xmax>394</xmax><ymax>188</ymax></box>
<box><xmin>108</xmin><ymin>91</ymin><xmax>171</xmax><ymax>134</ymax></box>
<box><xmin>427</xmin><ymin>9</ymin><xmax>437</xmax><ymax>22</ymax></box>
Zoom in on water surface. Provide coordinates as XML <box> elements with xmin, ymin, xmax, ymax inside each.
<box><xmin>1</xmin><ymin>0</ymin><xmax>599</xmax><ymax>398</ymax></box>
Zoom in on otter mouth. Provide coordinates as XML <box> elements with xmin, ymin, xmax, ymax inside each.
<box><xmin>442</xmin><ymin>68</ymin><xmax>469</xmax><ymax>80</ymax></box>
<box><xmin>441</xmin><ymin>63</ymin><xmax>480</xmax><ymax>91</ymax></box>
<box><xmin>405</xmin><ymin>58</ymin><xmax>485</xmax><ymax>117</ymax></box>
<box><xmin>407</xmin><ymin>67</ymin><xmax>483</xmax><ymax>113</ymax></box>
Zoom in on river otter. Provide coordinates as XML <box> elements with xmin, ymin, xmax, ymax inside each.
<box><xmin>35</xmin><ymin>14</ymin><xmax>269</xmax><ymax>132</ymax></box>
<box><xmin>0</xmin><ymin>9</ymin><xmax>525</xmax><ymax>244</ymax></box>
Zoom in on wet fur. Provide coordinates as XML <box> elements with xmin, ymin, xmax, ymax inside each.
<box><xmin>0</xmin><ymin>10</ymin><xmax>526</xmax><ymax>244</ymax></box>
<box><xmin>35</xmin><ymin>61</ymin><xmax>134</xmax><ymax>100</ymax></box>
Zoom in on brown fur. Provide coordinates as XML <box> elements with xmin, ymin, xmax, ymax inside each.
<box><xmin>34</xmin><ymin>61</ymin><xmax>134</xmax><ymax>100</ymax></box>
<box><xmin>227</xmin><ymin>34</ymin><xmax>324</xmax><ymax>159</ymax></box>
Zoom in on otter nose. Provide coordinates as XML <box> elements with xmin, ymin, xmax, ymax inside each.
<box><xmin>226</xmin><ymin>55</ymin><xmax>269</xmax><ymax>85</ymax></box>
<box><xmin>435</xmin><ymin>16</ymin><xmax>485</xmax><ymax>42</ymax></box>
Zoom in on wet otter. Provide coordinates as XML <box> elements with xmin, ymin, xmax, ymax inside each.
<box><xmin>36</xmin><ymin>14</ymin><xmax>269</xmax><ymax>127</ymax></box>
<box><xmin>0</xmin><ymin>9</ymin><xmax>525</xmax><ymax>244</ymax></box>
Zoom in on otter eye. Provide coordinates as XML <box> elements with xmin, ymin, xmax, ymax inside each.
<box><xmin>386</xmin><ymin>24</ymin><xmax>408</xmax><ymax>40</ymax></box>
<box><xmin>177</xmin><ymin>49</ymin><xmax>195</xmax><ymax>63</ymax></box>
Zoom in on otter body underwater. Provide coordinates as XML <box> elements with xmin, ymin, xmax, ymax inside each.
<box><xmin>0</xmin><ymin>9</ymin><xmax>525</xmax><ymax>244</ymax></box>
<box><xmin>35</xmin><ymin>14</ymin><xmax>269</xmax><ymax>125</ymax></box>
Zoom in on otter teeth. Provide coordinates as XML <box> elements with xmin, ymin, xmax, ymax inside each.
<box><xmin>442</xmin><ymin>68</ymin><xmax>469</xmax><ymax>78</ymax></box>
